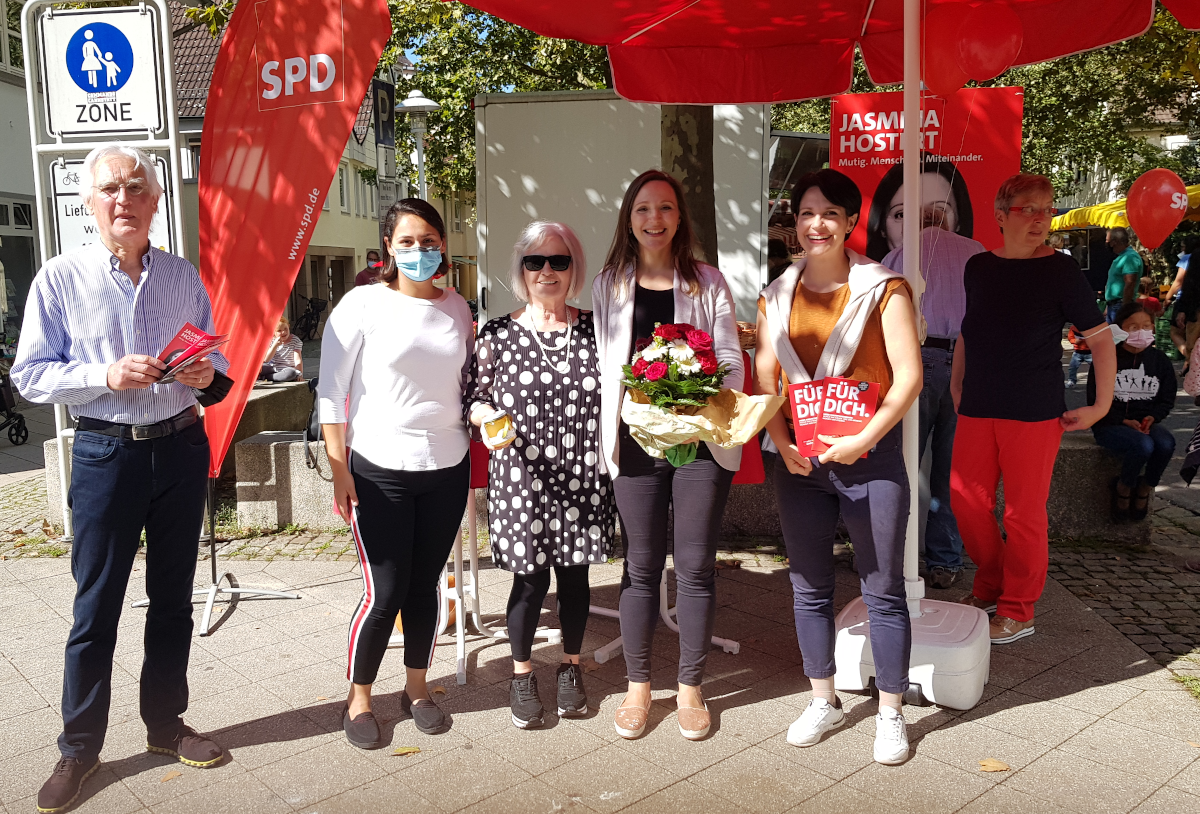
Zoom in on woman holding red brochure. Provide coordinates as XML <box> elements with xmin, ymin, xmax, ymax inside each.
<box><xmin>753</xmin><ymin>169</ymin><xmax>922</xmax><ymax>766</ymax></box>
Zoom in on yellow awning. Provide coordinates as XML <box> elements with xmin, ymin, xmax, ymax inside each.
<box><xmin>1051</xmin><ymin>184</ymin><xmax>1200</xmax><ymax>231</ymax></box>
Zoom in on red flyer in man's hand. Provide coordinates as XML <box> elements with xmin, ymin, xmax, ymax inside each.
<box><xmin>812</xmin><ymin>377</ymin><xmax>880</xmax><ymax>459</ymax></box>
<box><xmin>157</xmin><ymin>322</ymin><xmax>228</xmax><ymax>385</ymax></box>
<box><xmin>787</xmin><ymin>379</ymin><xmax>825</xmax><ymax>456</ymax></box>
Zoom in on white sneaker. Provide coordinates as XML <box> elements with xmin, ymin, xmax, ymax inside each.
<box><xmin>873</xmin><ymin>706</ymin><xmax>910</xmax><ymax>765</ymax></box>
<box><xmin>786</xmin><ymin>697</ymin><xmax>845</xmax><ymax>747</ymax></box>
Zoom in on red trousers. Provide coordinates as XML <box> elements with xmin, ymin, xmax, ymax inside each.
<box><xmin>949</xmin><ymin>415</ymin><xmax>1063</xmax><ymax>622</ymax></box>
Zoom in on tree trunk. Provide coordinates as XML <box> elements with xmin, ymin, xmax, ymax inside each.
<box><xmin>660</xmin><ymin>105</ymin><xmax>717</xmax><ymax>265</ymax></box>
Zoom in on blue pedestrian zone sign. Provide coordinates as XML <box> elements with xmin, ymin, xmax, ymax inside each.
<box><xmin>66</xmin><ymin>22</ymin><xmax>134</xmax><ymax>96</ymax></box>
<box><xmin>38</xmin><ymin>7</ymin><xmax>163</xmax><ymax>137</ymax></box>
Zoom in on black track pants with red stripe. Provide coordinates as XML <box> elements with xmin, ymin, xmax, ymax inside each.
<box><xmin>347</xmin><ymin>451</ymin><xmax>470</xmax><ymax>684</ymax></box>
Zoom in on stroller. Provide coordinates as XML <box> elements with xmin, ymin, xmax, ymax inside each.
<box><xmin>0</xmin><ymin>369</ymin><xmax>28</xmax><ymax>446</ymax></box>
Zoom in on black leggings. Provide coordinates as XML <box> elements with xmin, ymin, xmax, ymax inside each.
<box><xmin>507</xmin><ymin>565</ymin><xmax>591</xmax><ymax>662</ymax></box>
<box><xmin>347</xmin><ymin>451</ymin><xmax>470</xmax><ymax>684</ymax></box>
<box><xmin>613</xmin><ymin>432</ymin><xmax>734</xmax><ymax>686</ymax></box>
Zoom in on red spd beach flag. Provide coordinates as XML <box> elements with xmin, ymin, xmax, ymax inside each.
<box><xmin>198</xmin><ymin>0</ymin><xmax>390</xmax><ymax>476</ymax></box>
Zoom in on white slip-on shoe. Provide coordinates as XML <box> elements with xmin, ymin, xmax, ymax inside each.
<box><xmin>786</xmin><ymin>697</ymin><xmax>845</xmax><ymax>747</ymax></box>
<box><xmin>873</xmin><ymin>706</ymin><xmax>910</xmax><ymax>765</ymax></box>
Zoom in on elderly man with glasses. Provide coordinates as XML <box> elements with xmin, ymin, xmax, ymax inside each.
<box><xmin>12</xmin><ymin>144</ymin><xmax>232</xmax><ymax>813</ymax></box>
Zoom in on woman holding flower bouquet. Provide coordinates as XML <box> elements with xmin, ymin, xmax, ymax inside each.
<box><xmin>593</xmin><ymin>170</ymin><xmax>744</xmax><ymax>741</ymax></box>
<box><xmin>465</xmin><ymin>221</ymin><xmax>615</xmax><ymax>731</ymax></box>
<box><xmin>754</xmin><ymin>169</ymin><xmax>922</xmax><ymax>766</ymax></box>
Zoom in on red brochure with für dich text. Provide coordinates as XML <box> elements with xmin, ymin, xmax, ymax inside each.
<box><xmin>787</xmin><ymin>379</ymin><xmax>825</xmax><ymax>456</ymax></box>
<box><xmin>812</xmin><ymin>377</ymin><xmax>880</xmax><ymax>459</ymax></box>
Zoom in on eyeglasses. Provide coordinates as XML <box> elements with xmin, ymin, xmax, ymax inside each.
<box><xmin>93</xmin><ymin>180</ymin><xmax>151</xmax><ymax>199</ymax></box>
<box><xmin>522</xmin><ymin>255</ymin><xmax>571</xmax><ymax>272</ymax></box>
<box><xmin>1007</xmin><ymin>205</ymin><xmax>1059</xmax><ymax>218</ymax></box>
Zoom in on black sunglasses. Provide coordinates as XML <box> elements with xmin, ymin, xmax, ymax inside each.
<box><xmin>522</xmin><ymin>254</ymin><xmax>571</xmax><ymax>272</ymax></box>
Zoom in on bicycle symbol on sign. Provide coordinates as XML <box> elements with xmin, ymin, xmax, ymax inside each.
<box><xmin>61</xmin><ymin>171</ymin><xmax>81</xmax><ymax>187</ymax></box>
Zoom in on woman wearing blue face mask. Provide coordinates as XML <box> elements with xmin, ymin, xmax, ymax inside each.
<box><xmin>319</xmin><ymin>199</ymin><xmax>474</xmax><ymax>748</ymax></box>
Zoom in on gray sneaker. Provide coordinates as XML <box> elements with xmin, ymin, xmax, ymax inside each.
<box><xmin>928</xmin><ymin>566</ymin><xmax>960</xmax><ymax>590</ymax></box>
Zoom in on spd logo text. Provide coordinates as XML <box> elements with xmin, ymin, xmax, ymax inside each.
<box><xmin>254</xmin><ymin>0</ymin><xmax>344</xmax><ymax>111</ymax></box>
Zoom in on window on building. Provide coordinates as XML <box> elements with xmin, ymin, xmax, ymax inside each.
<box><xmin>2</xmin><ymin>0</ymin><xmax>24</xmax><ymax>75</ymax></box>
<box><xmin>453</xmin><ymin>192</ymin><xmax>463</xmax><ymax>233</ymax></box>
<box><xmin>369</xmin><ymin>181</ymin><xmax>377</xmax><ymax>217</ymax></box>
<box><xmin>338</xmin><ymin>165</ymin><xmax>348</xmax><ymax>212</ymax></box>
<box><xmin>12</xmin><ymin>202</ymin><xmax>31</xmax><ymax>229</ymax></box>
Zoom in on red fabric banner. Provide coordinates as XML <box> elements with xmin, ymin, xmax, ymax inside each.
<box><xmin>199</xmin><ymin>0</ymin><xmax>391</xmax><ymax>477</ymax></box>
<box><xmin>829</xmin><ymin>88</ymin><xmax>1024</xmax><ymax>261</ymax></box>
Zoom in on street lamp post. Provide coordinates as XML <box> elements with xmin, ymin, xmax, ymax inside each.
<box><xmin>396</xmin><ymin>89</ymin><xmax>441</xmax><ymax>200</ymax></box>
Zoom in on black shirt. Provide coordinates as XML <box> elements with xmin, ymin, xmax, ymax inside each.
<box><xmin>1087</xmin><ymin>345</ymin><xmax>1177</xmax><ymax>428</ymax></box>
<box><xmin>959</xmin><ymin>251</ymin><xmax>1104</xmax><ymax>422</ymax></box>
<box><xmin>631</xmin><ymin>285</ymin><xmax>675</xmax><ymax>355</ymax></box>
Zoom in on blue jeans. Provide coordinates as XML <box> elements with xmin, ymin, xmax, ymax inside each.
<box><xmin>918</xmin><ymin>346</ymin><xmax>963</xmax><ymax>571</ymax></box>
<box><xmin>1093</xmin><ymin>423</ymin><xmax>1177</xmax><ymax>489</ymax></box>
<box><xmin>1066</xmin><ymin>351</ymin><xmax>1091</xmax><ymax>385</ymax></box>
<box><xmin>1106</xmin><ymin>301</ymin><xmax>1121</xmax><ymax>324</ymax></box>
<box><xmin>59</xmin><ymin>420</ymin><xmax>210</xmax><ymax>762</ymax></box>
<box><xmin>774</xmin><ymin>427</ymin><xmax>911</xmax><ymax>694</ymax></box>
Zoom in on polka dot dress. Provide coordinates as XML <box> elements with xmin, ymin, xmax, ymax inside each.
<box><xmin>467</xmin><ymin>312</ymin><xmax>615</xmax><ymax>573</ymax></box>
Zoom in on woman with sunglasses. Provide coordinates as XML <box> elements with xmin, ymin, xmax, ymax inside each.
<box><xmin>951</xmin><ymin>173</ymin><xmax>1115</xmax><ymax>644</ymax></box>
<box><xmin>465</xmin><ymin>221</ymin><xmax>615</xmax><ymax>730</ymax></box>
<box><xmin>320</xmin><ymin>199</ymin><xmax>473</xmax><ymax>748</ymax></box>
<box><xmin>593</xmin><ymin>170</ymin><xmax>743</xmax><ymax>741</ymax></box>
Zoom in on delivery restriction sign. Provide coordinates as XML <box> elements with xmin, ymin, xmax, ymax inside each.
<box><xmin>37</xmin><ymin>6</ymin><xmax>164</xmax><ymax>137</ymax></box>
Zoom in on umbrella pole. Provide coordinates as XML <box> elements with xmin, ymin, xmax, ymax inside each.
<box><xmin>901</xmin><ymin>0</ymin><xmax>926</xmax><ymax>618</ymax></box>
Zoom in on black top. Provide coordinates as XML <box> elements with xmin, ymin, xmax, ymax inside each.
<box><xmin>1087</xmin><ymin>345</ymin><xmax>1177</xmax><ymax>427</ymax></box>
<box><xmin>631</xmin><ymin>284</ymin><xmax>675</xmax><ymax>355</ymax></box>
<box><xmin>960</xmin><ymin>251</ymin><xmax>1105</xmax><ymax>422</ymax></box>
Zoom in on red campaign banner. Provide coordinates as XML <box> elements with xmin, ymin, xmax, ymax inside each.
<box><xmin>830</xmin><ymin>88</ymin><xmax>1024</xmax><ymax>261</ymax></box>
<box><xmin>199</xmin><ymin>0</ymin><xmax>391</xmax><ymax>477</ymax></box>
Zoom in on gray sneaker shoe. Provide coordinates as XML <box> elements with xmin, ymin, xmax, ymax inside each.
<box><xmin>928</xmin><ymin>566</ymin><xmax>960</xmax><ymax>590</ymax></box>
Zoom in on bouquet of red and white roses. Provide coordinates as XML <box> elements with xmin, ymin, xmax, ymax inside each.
<box><xmin>622</xmin><ymin>323</ymin><xmax>784</xmax><ymax>466</ymax></box>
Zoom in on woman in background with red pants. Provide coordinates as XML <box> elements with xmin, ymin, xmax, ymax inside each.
<box><xmin>950</xmin><ymin>173</ymin><xmax>1115</xmax><ymax>644</ymax></box>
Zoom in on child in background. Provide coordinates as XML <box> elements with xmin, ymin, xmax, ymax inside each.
<box><xmin>1087</xmin><ymin>302</ymin><xmax>1176</xmax><ymax>522</ymax></box>
<box><xmin>1065</xmin><ymin>325</ymin><xmax>1091</xmax><ymax>388</ymax></box>
<box><xmin>1137</xmin><ymin>277</ymin><xmax>1162</xmax><ymax>318</ymax></box>
<box><xmin>260</xmin><ymin>317</ymin><xmax>304</xmax><ymax>382</ymax></box>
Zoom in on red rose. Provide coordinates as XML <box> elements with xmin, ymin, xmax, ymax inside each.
<box><xmin>697</xmin><ymin>351</ymin><xmax>719</xmax><ymax>376</ymax></box>
<box><xmin>654</xmin><ymin>324</ymin><xmax>682</xmax><ymax>342</ymax></box>
<box><xmin>675</xmin><ymin>322</ymin><xmax>696</xmax><ymax>333</ymax></box>
<box><xmin>645</xmin><ymin>361</ymin><xmax>669</xmax><ymax>381</ymax></box>
<box><xmin>634</xmin><ymin>337</ymin><xmax>652</xmax><ymax>352</ymax></box>
<box><xmin>632</xmin><ymin>357</ymin><xmax>649</xmax><ymax>377</ymax></box>
<box><xmin>685</xmin><ymin>329</ymin><xmax>713</xmax><ymax>351</ymax></box>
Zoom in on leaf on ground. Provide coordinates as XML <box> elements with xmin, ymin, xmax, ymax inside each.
<box><xmin>161</xmin><ymin>770</ymin><xmax>183</xmax><ymax>782</ymax></box>
<box><xmin>13</xmin><ymin>541</ymin><xmax>24</xmax><ymax>548</ymax></box>
<box><xmin>581</xmin><ymin>659</ymin><xmax>601</xmax><ymax>673</ymax></box>
<box><xmin>978</xmin><ymin>758</ymin><xmax>1010</xmax><ymax>773</ymax></box>
<box><xmin>392</xmin><ymin>746</ymin><xmax>421</xmax><ymax>757</ymax></box>
<box><xmin>42</xmin><ymin>520</ymin><xmax>53</xmax><ymax>537</ymax></box>
<box><xmin>1187</xmin><ymin>741</ymin><xmax>1200</xmax><ymax>748</ymax></box>
<box><xmin>316</xmin><ymin>696</ymin><xmax>328</xmax><ymax>701</ymax></box>
<box><xmin>431</xmin><ymin>685</ymin><xmax>446</xmax><ymax>695</ymax></box>
<box><xmin>715</xmin><ymin>558</ymin><xmax>742</xmax><ymax>569</ymax></box>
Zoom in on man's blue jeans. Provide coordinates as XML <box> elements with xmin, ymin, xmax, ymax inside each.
<box><xmin>919</xmin><ymin>346</ymin><xmax>963</xmax><ymax>571</ymax></box>
<box><xmin>59</xmin><ymin>419</ymin><xmax>210</xmax><ymax>762</ymax></box>
<box><xmin>1092</xmin><ymin>423</ymin><xmax>1177</xmax><ymax>489</ymax></box>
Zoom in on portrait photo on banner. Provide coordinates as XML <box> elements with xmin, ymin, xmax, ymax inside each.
<box><xmin>830</xmin><ymin>87</ymin><xmax>1024</xmax><ymax>261</ymax></box>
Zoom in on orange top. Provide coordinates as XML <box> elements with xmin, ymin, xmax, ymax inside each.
<box><xmin>758</xmin><ymin>277</ymin><xmax>911</xmax><ymax>400</ymax></box>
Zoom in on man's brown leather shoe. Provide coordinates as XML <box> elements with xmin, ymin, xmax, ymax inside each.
<box><xmin>146</xmin><ymin>723</ymin><xmax>224</xmax><ymax>768</ymax></box>
<box><xmin>37</xmin><ymin>756</ymin><xmax>99</xmax><ymax>813</ymax></box>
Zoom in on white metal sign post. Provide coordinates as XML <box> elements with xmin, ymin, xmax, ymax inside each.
<box><xmin>22</xmin><ymin>0</ymin><xmax>187</xmax><ymax>542</ymax></box>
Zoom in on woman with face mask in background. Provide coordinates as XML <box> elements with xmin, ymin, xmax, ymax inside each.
<box><xmin>319</xmin><ymin>199</ymin><xmax>474</xmax><ymax>748</ymax></box>
<box><xmin>1088</xmin><ymin>302</ymin><xmax>1176</xmax><ymax>522</ymax></box>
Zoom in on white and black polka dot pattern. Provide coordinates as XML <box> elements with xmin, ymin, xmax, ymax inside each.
<box><xmin>466</xmin><ymin>312</ymin><xmax>615</xmax><ymax>573</ymax></box>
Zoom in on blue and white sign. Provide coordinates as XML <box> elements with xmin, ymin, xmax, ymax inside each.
<box><xmin>66</xmin><ymin>22</ymin><xmax>134</xmax><ymax>94</ymax></box>
<box><xmin>38</xmin><ymin>7</ymin><xmax>163</xmax><ymax>137</ymax></box>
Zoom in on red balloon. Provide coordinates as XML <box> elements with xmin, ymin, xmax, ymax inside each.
<box><xmin>956</xmin><ymin>2</ymin><xmax>1024</xmax><ymax>82</ymax></box>
<box><xmin>923</xmin><ymin>5</ymin><xmax>971</xmax><ymax>97</ymax></box>
<box><xmin>1126</xmin><ymin>168</ymin><xmax>1189</xmax><ymax>250</ymax></box>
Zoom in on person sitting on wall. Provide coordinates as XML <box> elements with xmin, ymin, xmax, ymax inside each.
<box><xmin>259</xmin><ymin>316</ymin><xmax>304</xmax><ymax>382</ymax></box>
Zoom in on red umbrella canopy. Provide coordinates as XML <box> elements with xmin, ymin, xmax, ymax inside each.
<box><xmin>463</xmin><ymin>0</ymin><xmax>1198</xmax><ymax>103</ymax></box>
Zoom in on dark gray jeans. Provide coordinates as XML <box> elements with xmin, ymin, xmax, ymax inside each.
<box><xmin>613</xmin><ymin>432</ymin><xmax>734</xmax><ymax>686</ymax></box>
<box><xmin>919</xmin><ymin>346</ymin><xmax>964</xmax><ymax>570</ymax></box>
<box><xmin>774</xmin><ymin>429</ymin><xmax>912</xmax><ymax>694</ymax></box>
